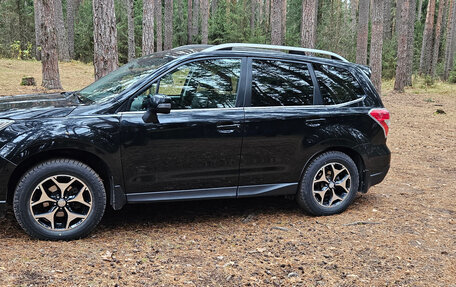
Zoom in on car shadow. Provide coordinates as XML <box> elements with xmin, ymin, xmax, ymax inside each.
<box><xmin>100</xmin><ymin>196</ymin><xmax>301</xmax><ymax>228</ymax></box>
<box><xmin>0</xmin><ymin>194</ymin><xmax>372</xmax><ymax>239</ymax></box>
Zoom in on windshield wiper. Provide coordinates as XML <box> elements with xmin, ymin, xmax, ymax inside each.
<box><xmin>61</xmin><ymin>91</ymin><xmax>94</xmax><ymax>104</ymax></box>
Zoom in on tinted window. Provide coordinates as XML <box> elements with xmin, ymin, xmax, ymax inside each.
<box><xmin>130</xmin><ymin>58</ymin><xmax>241</xmax><ymax>111</ymax></box>
<box><xmin>251</xmin><ymin>60</ymin><xmax>314</xmax><ymax>107</ymax></box>
<box><xmin>314</xmin><ymin>64</ymin><xmax>365</xmax><ymax>105</ymax></box>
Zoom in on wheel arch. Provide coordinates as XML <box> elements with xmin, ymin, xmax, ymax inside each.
<box><xmin>7</xmin><ymin>149</ymin><xmax>114</xmax><ymax>206</ymax></box>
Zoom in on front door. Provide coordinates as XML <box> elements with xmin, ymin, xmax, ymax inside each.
<box><xmin>120</xmin><ymin>58</ymin><xmax>246</xmax><ymax>198</ymax></box>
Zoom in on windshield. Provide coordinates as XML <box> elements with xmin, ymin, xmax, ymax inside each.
<box><xmin>77</xmin><ymin>49</ymin><xmax>195</xmax><ymax>104</ymax></box>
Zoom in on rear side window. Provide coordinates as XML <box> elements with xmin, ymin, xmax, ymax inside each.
<box><xmin>313</xmin><ymin>64</ymin><xmax>365</xmax><ymax>105</ymax></box>
<box><xmin>251</xmin><ymin>59</ymin><xmax>314</xmax><ymax>107</ymax></box>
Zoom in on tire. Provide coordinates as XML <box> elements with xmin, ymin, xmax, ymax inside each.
<box><xmin>13</xmin><ymin>159</ymin><xmax>106</xmax><ymax>240</ymax></box>
<box><xmin>296</xmin><ymin>151</ymin><xmax>359</xmax><ymax>216</ymax></box>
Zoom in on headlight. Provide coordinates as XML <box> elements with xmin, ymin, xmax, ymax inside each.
<box><xmin>0</xmin><ymin>119</ymin><xmax>14</xmax><ymax>131</ymax></box>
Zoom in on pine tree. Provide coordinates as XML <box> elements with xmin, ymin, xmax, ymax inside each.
<box><xmin>356</xmin><ymin>0</ymin><xmax>369</xmax><ymax>65</ymax></box>
<box><xmin>430</xmin><ymin>0</ymin><xmax>446</xmax><ymax>77</ymax></box>
<box><xmin>156</xmin><ymin>0</ymin><xmax>163</xmax><ymax>52</ymax></box>
<box><xmin>201</xmin><ymin>0</ymin><xmax>209</xmax><ymax>44</ymax></box>
<box><xmin>301</xmin><ymin>0</ymin><xmax>318</xmax><ymax>48</ymax></box>
<box><xmin>39</xmin><ymin>0</ymin><xmax>62</xmax><ymax>89</ymax></box>
<box><xmin>370</xmin><ymin>0</ymin><xmax>383</xmax><ymax>94</ymax></box>
<box><xmin>191</xmin><ymin>0</ymin><xmax>199</xmax><ymax>43</ymax></box>
<box><xmin>93</xmin><ymin>0</ymin><xmax>118</xmax><ymax>80</ymax></box>
<box><xmin>66</xmin><ymin>0</ymin><xmax>76</xmax><ymax>59</ymax></box>
<box><xmin>394</xmin><ymin>0</ymin><xmax>411</xmax><ymax>91</ymax></box>
<box><xmin>383</xmin><ymin>0</ymin><xmax>392</xmax><ymax>40</ymax></box>
<box><xmin>126</xmin><ymin>0</ymin><xmax>135</xmax><ymax>61</ymax></box>
<box><xmin>143</xmin><ymin>0</ymin><xmax>155</xmax><ymax>55</ymax></box>
<box><xmin>34</xmin><ymin>0</ymin><xmax>41</xmax><ymax>60</ymax></box>
<box><xmin>419</xmin><ymin>0</ymin><xmax>436</xmax><ymax>75</ymax></box>
<box><xmin>443</xmin><ymin>0</ymin><xmax>456</xmax><ymax>80</ymax></box>
<box><xmin>54</xmin><ymin>0</ymin><xmax>70</xmax><ymax>61</ymax></box>
<box><xmin>270</xmin><ymin>0</ymin><xmax>282</xmax><ymax>45</ymax></box>
<box><xmin>187</xmin><ymin>0</ymin><xmax>193</xmax><ymax>43</ymax></box>
<box><xmin>164</xmin><ymin>0</ymin><xmax>173</xmax><ymax>50</ymax></box>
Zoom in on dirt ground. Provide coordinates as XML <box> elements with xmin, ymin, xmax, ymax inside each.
<box><xmin>0</xmin><ymin>77</ymin><xmax>455</xmax><ymax>286</ymax></box>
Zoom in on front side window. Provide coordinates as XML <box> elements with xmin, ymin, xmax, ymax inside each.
<box><xmin>77</xmin><ymin>51</ymin><xmax>182</xmax><ymax>104</ymax></box>
<box><xmin>130</xmin><ymin>58</ymin><xmax>241</xmax><ymax>111</ymax></box>
<box><xmin>251</xmin><ymin>59</ymin><xmax>314</xmax><ymax>107</ymax></box>
<box><xmin>313</xmin><ymin>64</ymin><xmax>365</xmax><ymax>105</ymax></box>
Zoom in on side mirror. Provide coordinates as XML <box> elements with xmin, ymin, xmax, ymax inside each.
<box><xmin>142</xmin><ymin>94</ymin><xmax>172</xmax><ymax>123</ymax></box>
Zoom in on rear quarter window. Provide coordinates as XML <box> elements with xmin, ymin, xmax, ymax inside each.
<box><xmin>313</xmin><ymin>64</ymin><xmax>365</xmax><ymax>105</ymax></box>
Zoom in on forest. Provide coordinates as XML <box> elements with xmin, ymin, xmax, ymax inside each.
<box><xmin>0</xmin><ymin>0</ymin><xmax>455</xmax><ymax>95</ymax></box>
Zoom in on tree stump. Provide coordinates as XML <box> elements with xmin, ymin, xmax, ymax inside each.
<box><xmin>21</xmin><ymin>76</ymin><xmax>36</xmax><ymax>86</ymax></box>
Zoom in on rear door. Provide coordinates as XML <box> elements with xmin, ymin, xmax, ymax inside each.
<box><xmin>238</xmin><ymin>58</ymin><xmax>326</xmax><ymax>196</ymax></box>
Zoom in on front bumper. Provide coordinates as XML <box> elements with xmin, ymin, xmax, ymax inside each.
<box><xmin>0</xmin><ymin>156</ymin><xmax>16</xmax><ymax>217</ymax></box>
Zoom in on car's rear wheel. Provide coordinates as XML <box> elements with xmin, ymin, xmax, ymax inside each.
<box><xmin>13</xmin><ymin>159</ymin><xmax>106</xmax><ymax>240</ymax></box>
<box><xmin>297</xmin><ymin>151</ymin><xmax>359</xmax><ymax>215</ymax></box>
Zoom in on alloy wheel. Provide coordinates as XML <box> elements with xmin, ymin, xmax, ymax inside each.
<box><xmin>312</xmin><ymin>162</ymin><xmax>351</xmax><ymax>207</ymax></box>
<box><xmin>29</xmin><ymin>175</ymin><xmax>93</xmax><ymax>230</ymax></box>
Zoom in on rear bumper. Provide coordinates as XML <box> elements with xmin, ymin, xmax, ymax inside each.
<box><xmin>356</xmin><ymin>143</ymin><xmax>391</xmax><ymax>192</ymax></box>
<box><xmin>365</xmin><ymin>164</ymin><xmax>390</xmax><ymax>190</ymax></box>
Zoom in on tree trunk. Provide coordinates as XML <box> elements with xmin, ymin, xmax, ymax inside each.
<box><xmin>417</xmin><ymin>0</ymin><xmax>424</xmax><ymax>21</ymax></box>
<box><xmin>143</xmin><ymin>0</ymin><xmax>155</xmax><ymax>55</ymax></box>
<box><xmin>191</xmin><ymin>0</ymin><xmax>199</xmax><ymax>43</ymax></box>
<box><xmin>301</xmin><ymin>0</ymin><xmax>318</xmax><ymax>49</ymax></box>
<box><xmin>163</xmin><ymin>0</ymin><xmax>173</xmax><ymax>50</ymax></box>
<box><xmin>211</xmin><ymin>0</ymin><xmax>218</xmax><ymax>16</ymax></box>
<box><xmin>156</xmin><ymin>0</ymin><xmax>163</xmax><ymax>52</ymax></box>
<box><xmin>443</xmin><ymin>0</ymin><xmax>456</xmax><ymax>80</ymax></box>
<box><xmin>177</xmin><ymin>0</ymin><xmax>184</xmax><ymax>45</ymax></box>
<box><xmin>38</xmin><ymin>0</ymin><xmax>62</xmax><ymax>89</ymax></box>
<box><xmin>419</xmin><ymin>0</ymin><xmax>436</xmax><ymax>75</ymax></box>
<box><xmin>356</xmin><ymin>0</ymin><xmax>370</xmax><ymax>65</ymax></box>
<box><xmin>383</xmin><ymin>0</ymin><xmax>392</xmax><ymax>40</ymax></box>
<box><xmin>265</xmin><ymin>0</ymin><xmax>271</xmax><ymax>30</ymax></box>
<box><xmin>270</xmin><ymin>0</ymin><xmax>282</xmax><ymax>45</ymax></box>
<box><xmin>34</xmin><ymin>0</ymin><xmax>42</xmax><ymax>60</ymax></box>
<box><xmin>201</xmin><ymin>0</ymin><xmax>209</xmax><ymax>44</ymax></box>
<box><xmin>250</xmin><ymin>0</ymin><xmax>256</xmax><ymax>33</ymax></box>
<box><xmin>126</xmin><ymin>0</ymin><xmax>135</xmax><ymax>61</ymax></box>
<box><xmin>350</xmin><ymin>0</ymin><xmax>358</xmax><ymax>33</ymax></box>
<box><xmin>369</xmin><ymin>0</ymin><xmax>383</xmax><ymax>94</ymax></box>
<box><xmin>93</xmin><ymin>0</ymin><xmax>119</xmax><ymax>80</ymax></box>
<box><xmin>54</xmin><ymin>0</ymin><xmax>70</xmax><ymax>61</ymax></box>
<box><xmin>17</xmin><ymin>0</ymin><xmax>26</xmax><ymax>51</ymax></box>
<box><xmin>430</xmin><ymin>0</ymin><xmax>446</xmax><ymax>76</ymax></box>
<box><xmin>187</xmin><ymin>0</ymin><xmax>193</xmax><ymax>43</ymax></box>
<box><xmin>405</xmin><ymin>0</ymin><xmax>416</xmax><ymax>86</ymax></box>
<box><xmin>281</xmin><ymin>0</ymin><xmax>287</xmax><ymax>44</ymax></box>
<box><xmin>259</xmin><ymin>0</ymin><xmax>263</xmax><ymax>24</ymax></box>
<box><xmin>66</xmin><ymin>0</ymin><xmax>75</xmax><ymax>59</ymax></box>
<box><xmin>394</xmin><ymin>0</ymin><xmax>410</xmax><ymax>92</ymax></box>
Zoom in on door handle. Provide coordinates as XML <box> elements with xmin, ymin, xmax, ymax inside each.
<box><xmin>216</xmin><ymin>122</ymin><xmax>240</xmax><ymax>134</ymax></box>
<box><xmin>305</xmin><ymin>118</ymin><xmax>326</xmax><ymax>127</ymax></box>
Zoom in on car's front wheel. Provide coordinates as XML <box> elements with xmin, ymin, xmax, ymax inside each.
<box><xmin>13</xmin><ymin>159</ymin><xmax>106</xmax><ymax>240</ymax></box>
<box><xmin>296</xmin><ymin>151</ymin><xmax>359</xmax><ymax>215</ymax></box>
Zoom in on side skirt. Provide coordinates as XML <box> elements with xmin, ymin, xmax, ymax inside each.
<box><xmin>126</xmin><ymin>183</ymin><xmax>298</xmax><ymax>203</ymax></box>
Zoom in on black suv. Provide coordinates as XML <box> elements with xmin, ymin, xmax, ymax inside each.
<box><xmin>0</xmin><ymin>44</ymin><xmax>390</xmax><ymax>240</ymax></box>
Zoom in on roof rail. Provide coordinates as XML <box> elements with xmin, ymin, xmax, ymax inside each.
<box><xmin>202</xmin><ymin>43</ymin><xmax>349</xmax><ymax>62</ymax></box>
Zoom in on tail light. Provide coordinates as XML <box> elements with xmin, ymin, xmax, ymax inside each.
<box><xmin>369</xmin><ymin>108</ymin><xmax>390</xmax><ymax>137</ymax></box>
